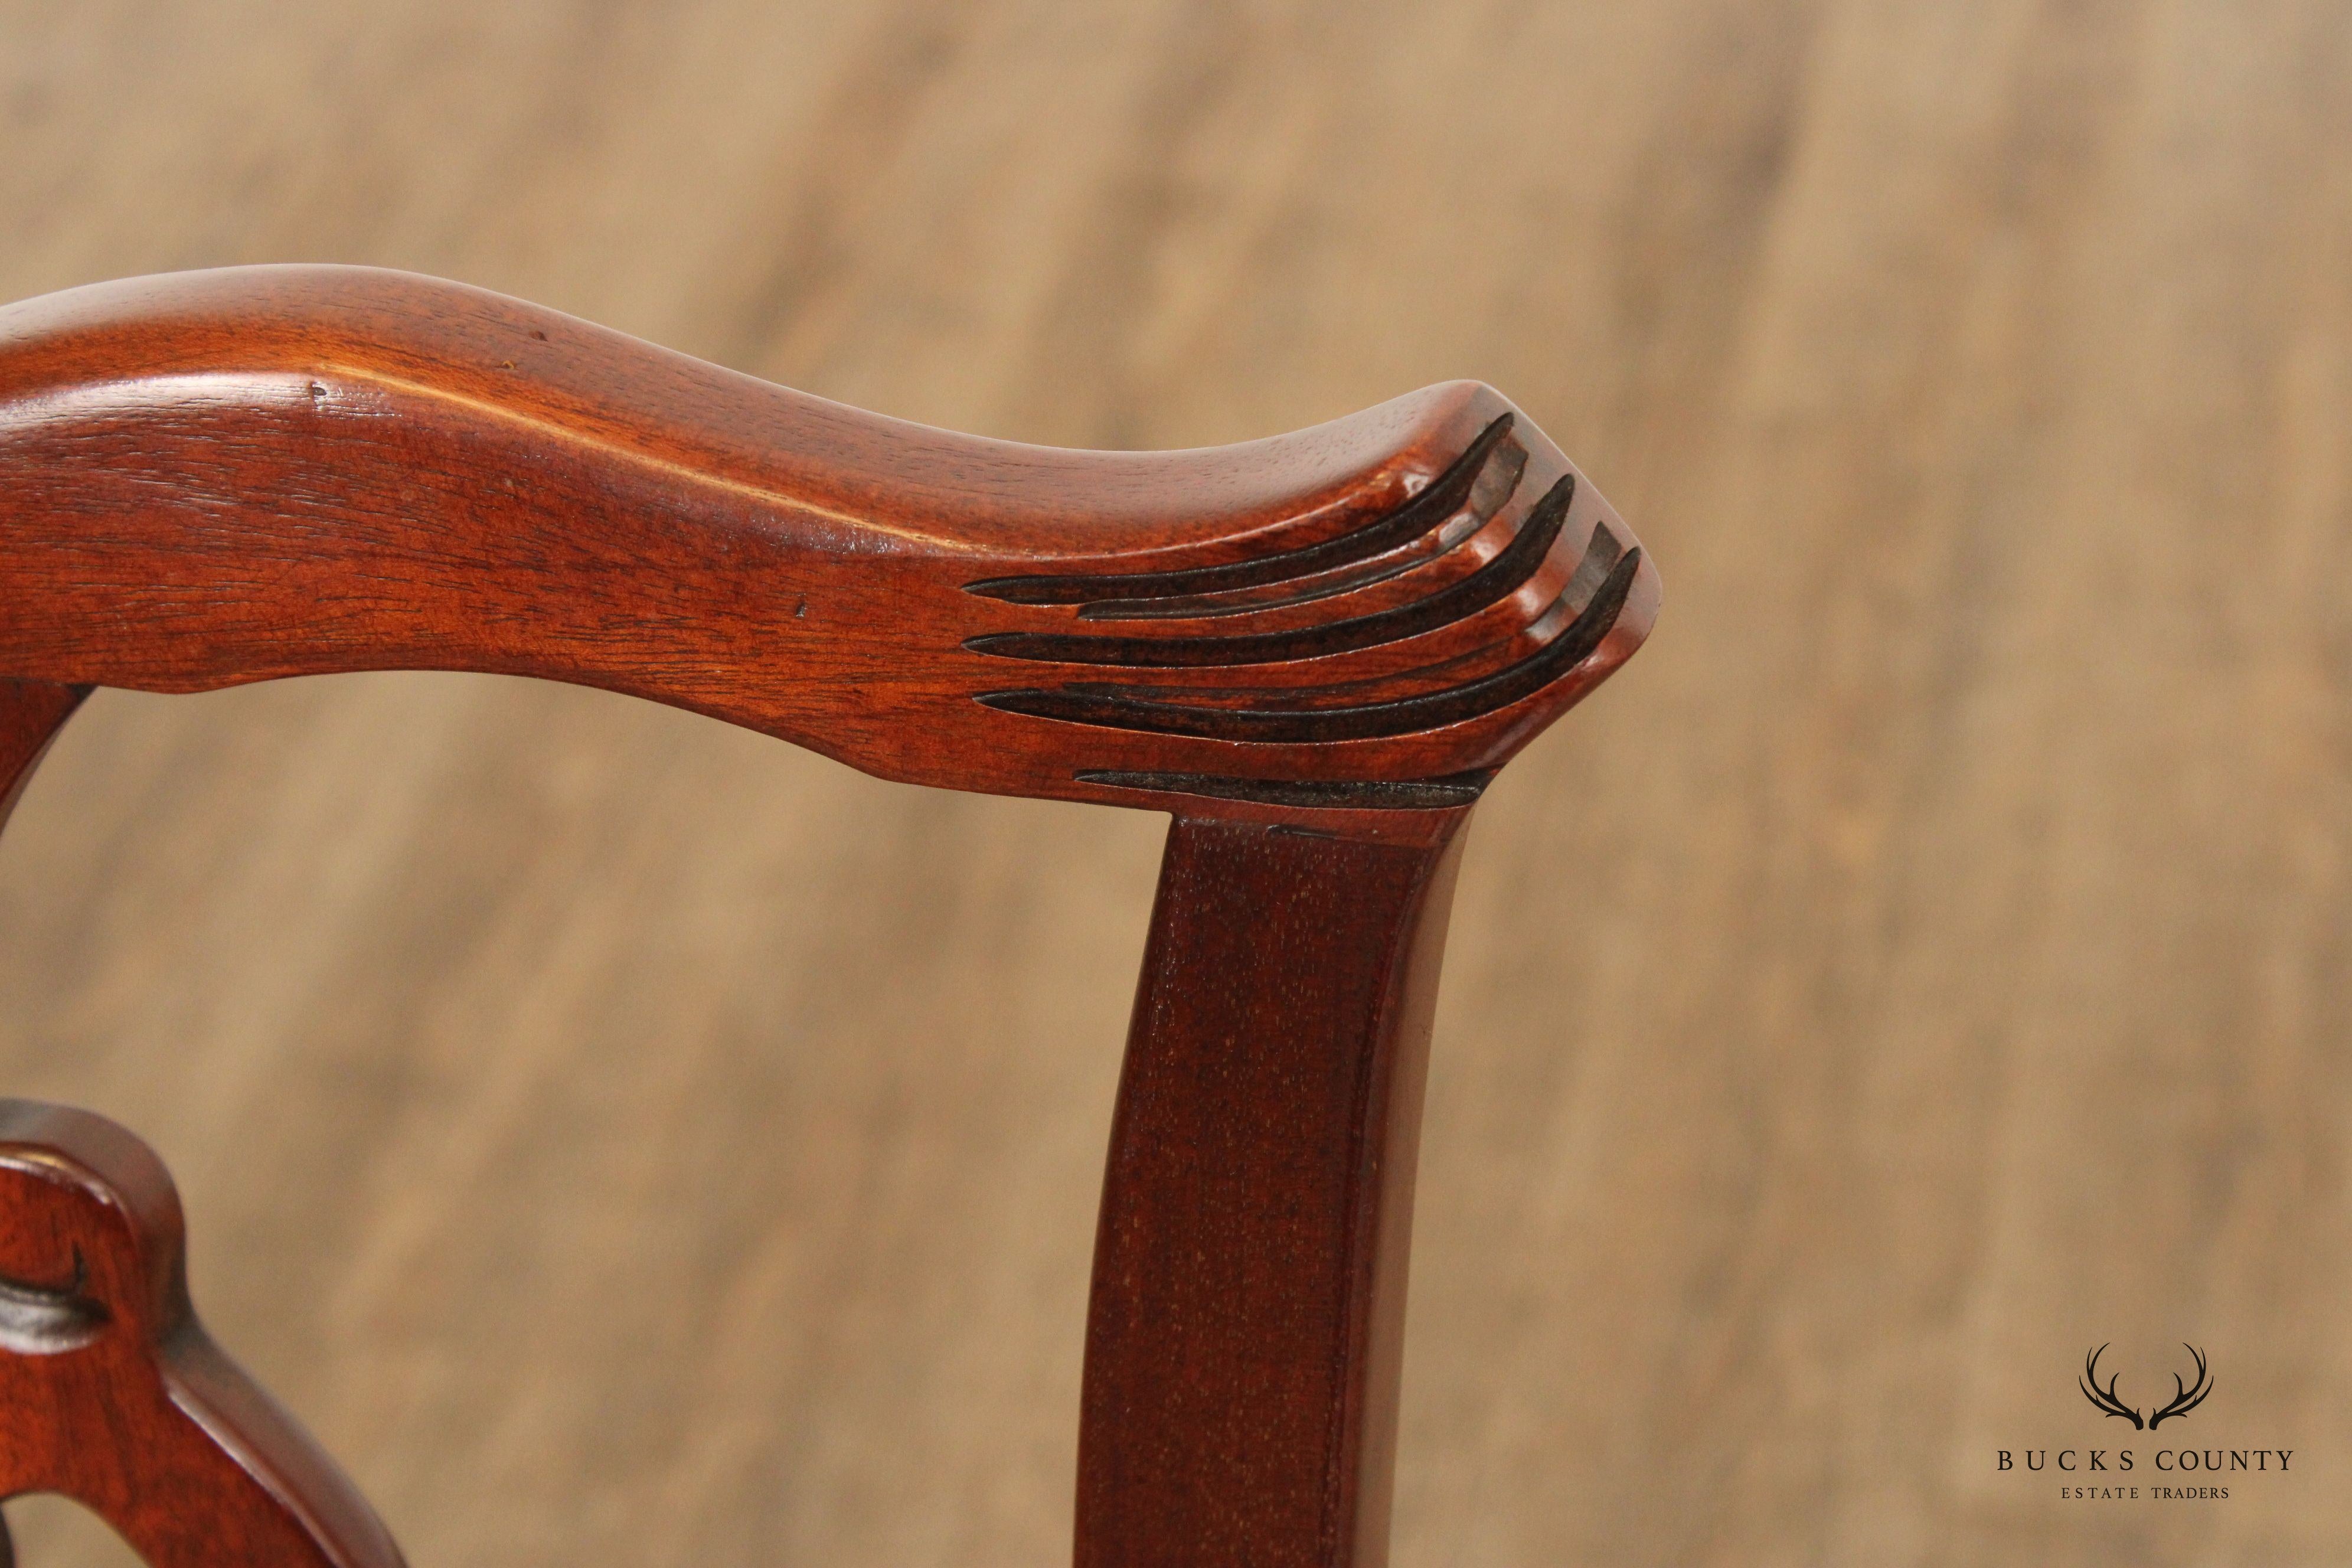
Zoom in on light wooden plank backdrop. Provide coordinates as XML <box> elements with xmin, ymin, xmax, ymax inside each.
<box><xmin>4</xmin><ymin>3</ymin><xmax>2350</xmax><ymax>1564</ymax></box>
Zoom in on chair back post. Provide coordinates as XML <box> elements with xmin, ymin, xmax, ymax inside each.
<box><xmin>1079</xmin><ymin>808</ymin><xmax>1469</xmax><ymax>1568</ymax></box>
<box><xmin>0</xmin><ymin>266</ymin><xmax>1656</xmax><ymax>1565</ymax></box>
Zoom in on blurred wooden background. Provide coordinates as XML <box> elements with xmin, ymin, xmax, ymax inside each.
<box><xmin>4</xmin><ymin>2</ymin><xmax>2350</xmax><ymax>1564</ymax></box>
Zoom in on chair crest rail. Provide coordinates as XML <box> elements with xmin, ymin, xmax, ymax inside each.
<box><xmin>0</xmin><ymin>266</ymin><xmax>1654</xmax><ymax>820</ymax></box>
<box><xmin>0</xmin><ymin>266</ymin><xmax>1657</xmax><ymax>1568</ymax></box>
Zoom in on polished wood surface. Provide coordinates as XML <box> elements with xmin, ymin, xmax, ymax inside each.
<box><xmin>0</xmin><ymin>1100</ymin><xmax>402</xmax><ymax>1567</ymax></box>
<box><xmin>0</xmin><ymin>267</ymin><xmax>1647</xmax><ymax>812</ymax></box>
<box><xmin>0</xmin><ymin>260</ymin><xmax>1644</xmax><ymax>1564</ymax></box>
<box><xmin>2</xmin><ymin>4</ymin><xmax>2348</xmax><ymax>1565</ymax></box>
<box><xmin>1079</xmin><ymin>815</ymin><xmax>1466</xmax><ymax>1567</ymax></box>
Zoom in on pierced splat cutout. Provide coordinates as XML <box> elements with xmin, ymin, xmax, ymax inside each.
<box><xmin>0</xmin><ymin>1100</ymin><xmax>404</xmax><ymax>1567</ymax></box>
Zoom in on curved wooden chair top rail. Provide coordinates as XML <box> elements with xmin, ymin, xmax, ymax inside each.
<box><xmin>0</xmin><ymin>267</ymin><xmax>1657</xmax><ymax>1568</ymax></box>
<box><xmin>0</xmin><ymin>266</ymin><xmax>1654</xmax><ymax>824</ymax></box>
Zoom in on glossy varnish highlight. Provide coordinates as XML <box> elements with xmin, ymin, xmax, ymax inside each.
<box><xmin>0</xmin><ymin>266</ymin><xmax>1654</xmax><ymax>1567</ymax></box>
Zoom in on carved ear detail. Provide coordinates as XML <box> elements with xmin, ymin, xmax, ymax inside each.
<box><xmin>0</xmin><ymin>1100</ymin><xmax>406</xmax><ymax>1568</ymax></box>
<box><xmin>958</xmin><ymin>407</ymin><xmax>1641</xmax><ymax>753</ymax></box>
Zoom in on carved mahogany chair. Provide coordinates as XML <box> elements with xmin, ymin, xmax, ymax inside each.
<box><xmin>0</xmin><ymin>267</ymin><xmax>1656</xmax><ymax>1567</ymax></box>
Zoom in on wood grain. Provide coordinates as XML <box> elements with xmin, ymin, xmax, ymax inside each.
<box><xmin>1079</xmin><ymin>814</ymin><xmax>1466</xmax><ymax>1568</ymax></box>
<box><xmin>2</xmin><ymin>3</ymin><xmax>2350</xmax><ymax>1566</ymax></box>
<box><xmin>0</xmin><ymin>267</ymin><xmax>1649</xmax><ymax>810</ymax></box>
<box><xmin>0</xmin><ymin>260</ymin><xmax>1647</xmax><ymax>1564</ymax></box>
<box><xmin>0</xmin><ymin>1099</ymin><xmax>403</xmax><ymax>1567</ymax></box>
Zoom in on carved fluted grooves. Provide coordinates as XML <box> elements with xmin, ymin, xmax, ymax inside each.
<box><xmin>961</xmin><ymin>408</ymin><xmax>1640</xmax><ymax>755</ymax></box>
<box><xmin>0</xmin><ymin>265</ymin><xmax>1658</xmax><ymax>1568</ymax></box>
<box><xmin>963</xmin><ymin>413</ymin><xmax>1523</xmax><ymax>613</ymax></box>
<box><xmin>974</xmin><ymin>545</ymin><xmax>1641</xmax><ymax>743</ymax></box>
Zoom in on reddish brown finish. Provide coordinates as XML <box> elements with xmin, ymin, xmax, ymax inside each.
<box><xmin>0</xmin><ymin>681</ymin><xmax>87</xmax><ymax>835</ymax></box>
<box><xmin>0</xmin><ymin>266</ymin><xmax>1654</xmax><ymax>815</ymax></box>
<box><xmin>0</xmin><ymin>1100</ymin><xmax>403</xmax><ymax>1566</ymax></box>
<box><xmin>0</xmin><ymin>266</ymin><xmax>1656</xmax><ymax>1565</ymax></box>
<box><xmin>1079</xmin><ymin>813</ymin><xmax>1466</xmax><ymax>1568</ymax></box>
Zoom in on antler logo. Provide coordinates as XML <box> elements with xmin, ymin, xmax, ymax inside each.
<box><xmin>2079</xmin><ymin>1344</ymin><xmax>2213</xmax><ymax>1430</ymax></box>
